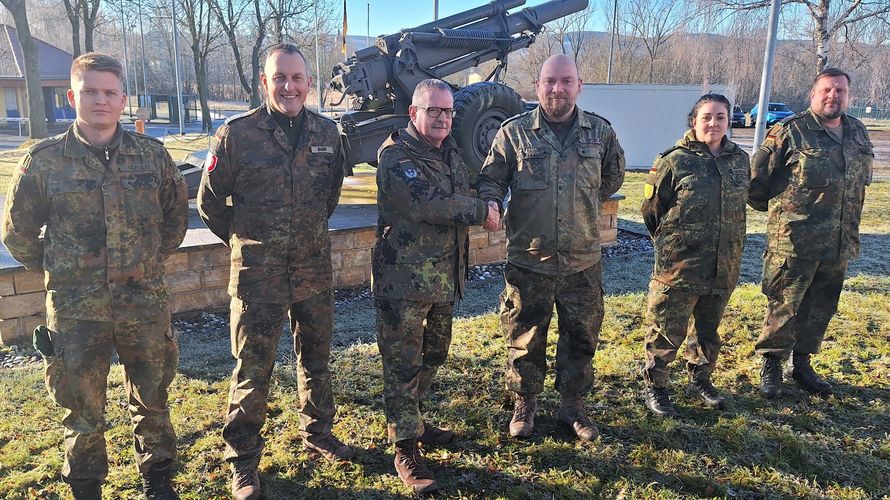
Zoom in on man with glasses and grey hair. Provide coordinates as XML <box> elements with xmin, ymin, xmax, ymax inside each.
<box><xmin>372</xmin><ymin>78</ymin><xmax>499</xmax><ymax>494</ymax></box>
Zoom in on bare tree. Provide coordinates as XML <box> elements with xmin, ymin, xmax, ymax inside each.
<box><xmin>1</xmin><ymin>0</ymin><xmax>49</xmax><ymax>138</ymax></box>
<box><xmin>209</xmin><ymin>0</ymin><xmax>269</xmax><ymax>107</ymax></box>
<box><xmin>715</xmin><ymin>0</ymin><xmax>890</xmax><ymax>72</ymax></box>
<box><xmin>624</xmin><ymin>0</ymin><xmax>693</xmax><ymax>83</ymax></box>
<box><xmin>178</xmin><ymin>0</ymin><xmax>222</xmax><ymax>131</ymax></box>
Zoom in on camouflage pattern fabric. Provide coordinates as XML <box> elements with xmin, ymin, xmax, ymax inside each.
<box><xmin>375</xmin><ymin>298</ymin><xmax>453</xmax><ymax>443</ymax></box>
<box><xmin>501</xmin><ymin>261</ymin><xmax>604</xmax><ymax>397</ymax></box>
<box><xmin>749</xmin><ymin>109</ymin><xmax>873</xmax><ymax>261</ymax></box>
<box><xmin>641</xmin><ymin>281</ymin><xmax>729</xmax><ymax>387</ymax></box>
<box><xmin>477</xmin><ymin>106</ymin><xmax>625</xmax><ymax>277</ymax></box>
<box><xmin>2</xmin><ymin>124</ymin><xmax>189</xmax><ymax>321</ymax></box>
<box><xmin>755</xmin><ymin>251</ymin><xmax>848</xmax><ymax>356</ymax></box>
<box><xmin>373</xmin><ymin>123</ymin><xmax>487</xmax><ymax>302</ymax></box>
<box><xmin>641</xmin><ymin>130</ymin><xmax>749</xmax><ymax>294</ymax></box>
<box><xmin>197</xmin><ymin>105</ymin><xmax>346</xmax><ymax>304</ymax></box>
<box><xmin>223</xmin><ymin>292</ymin><xmax>336</xmax><ymax>461</ymax></box>
<box><xmin>749</xmin><ymin>110</ymin><xmax>872</xmax><ymax>356</ymax></box>
<box><xmin>42</xmin><ymin>315</ymin><xmax>179</xmax><ymax>481</ymax></box>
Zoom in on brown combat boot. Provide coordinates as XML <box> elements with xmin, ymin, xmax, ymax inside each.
<box><xmin>558</xmin><ymin>396</ymin><xmax>600</xmax><ymax>442</ymax></box>
<box><xmin>393</xmin><ymin>439</ymin><xmax>438</xmax><ymax>495</ymax></box>
<box><xmin>787</xmin><ymin>352</ymin><xmax>833</xmax><ymax>396</ymax></box>
<box><xmin>66</xmin><ymin>477</ymin><xmax>102</xmax><ymax>500</ymax></box>
<box><xmin>303</xmin><ymin>434</ymin><xmax>355</xmax><ymax>461</ymax></box>
<box><xmin>419</xmin><ymin>421</ymin><xmax>454</xmax><ymax>446</ymax></box>
<box><xmin>230</xmin><ymin>458</ymin><xmax>260</xmax><ymax>500</ymax></box>
<box><xmin>508</xmin><ymin>393</ymin><xmax>537</xmax><ymax>438</ymax></box>
<box><xmin>141</xmin><ymin>460</ymin><xmax>180</xmax><ymax>500</ymax></box>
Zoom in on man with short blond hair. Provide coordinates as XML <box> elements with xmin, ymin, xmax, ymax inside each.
<box><xmin>2</xmin><ymin>51</ymin><xmax>189</xmax><ymax>499</ymax></box>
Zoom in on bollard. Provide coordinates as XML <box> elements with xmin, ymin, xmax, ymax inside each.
<box><xmin>135</xmin><ymin>119</ymin><xmax>145</xmax><ymax>134</ymax></box>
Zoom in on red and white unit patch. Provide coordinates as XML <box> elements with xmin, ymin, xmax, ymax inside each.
<box><xmin>205</xmin><ymin>153</ymin><xmax>218</xmax><ymax>173</ymax></box>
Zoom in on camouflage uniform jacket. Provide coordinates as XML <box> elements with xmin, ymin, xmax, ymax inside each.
<box><xmin>749</xmin><ymin>109</ymin><xmax>873</xmax><ymax>261</ymax></box>
<box><xmin>641</xmin><ymin>131</ymin><xmax>749</xmax><ymax>295</ymax></box>
<box><xmin>197</xmin><ymin>105</ymin><xmax>345</xmax><ymax>303</ymax></box>
<box><xmin>373</xmin><ymin>123</ymin><xmax>487</xmax><ymax>302</ymax></box>
<box><xmin>477</xmin><ymin>106</ymin><xmax>625</xmax><ymax>276</ymax></box>
<box><xmin>1</xmin><ymin>124</ymin><xmax>189</xmax><ymax>321</ymax></box>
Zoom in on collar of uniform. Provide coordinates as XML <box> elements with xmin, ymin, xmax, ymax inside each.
<box><xmin>64</xmin><ymin>123</ymin><xmax>130</xmax><ymax>158</ymax></box>
<box><xmin>527</xmin><ymin>105</ymin><xmax>589</xmax><ymax>131</ymax></box>
<box><xmin>401</xmin><ymin>122</ymin><xmax>456</xmax><ymax>157</ymax></box>
<box><xmin>679</xmin><ymin>129</ymin><xmax>740</xmax><ymax>157</ymax></box>
<box><xmin>258</xmin><ymin>103</ymin><xmax>321</xmax><ymax>133</ymax></box>
<box><xmin>804</xmin><ymin>108</ymin><xmax>851</xmax><ymax>132</ymax></box>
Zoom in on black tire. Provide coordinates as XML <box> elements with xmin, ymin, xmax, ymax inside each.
<box><xmin>452</xmin><ymin>82</ymin><xmax>525</xmax><ymax>183</ymax></box>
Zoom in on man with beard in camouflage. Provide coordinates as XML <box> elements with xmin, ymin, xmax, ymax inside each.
<box><xmin>2</xmin><ymin>52</ymin><xmax>188</xmax><ymax>499</ymax></box>
<box><xmin>197</xmin><ymin>43</ymin><xmax>349</xmax><ymax>500</ymax></box>
<box><xmin>373</xmin><ymin>78</ymin><xmax>499</xmax><ymax>494</ymax></box>
<box><xmin>477</xmin><ymin>54</ymin><xmax>625</xmax><ymax>442</ymax></box>
<box><xmin>749</xmin><ymin>68</ymin><xmax>874</xmax><ymax>399</ymax></box>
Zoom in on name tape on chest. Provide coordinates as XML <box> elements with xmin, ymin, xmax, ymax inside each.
<box><xmin>311</xmin><ymin>146</ymin><xmax>334</xmax><ymax>154</ymax></box>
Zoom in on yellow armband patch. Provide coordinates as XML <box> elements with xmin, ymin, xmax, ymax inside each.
<box><xmin>644</xmin><ymin>183</ymin><xmax>655</xmax><ymax>199</ymax></box>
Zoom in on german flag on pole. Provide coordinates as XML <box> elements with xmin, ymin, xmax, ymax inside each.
<box><xmin>341</xmin><ymin>0</ymin><xmax>348</xmax><ymax>56</ymax></box>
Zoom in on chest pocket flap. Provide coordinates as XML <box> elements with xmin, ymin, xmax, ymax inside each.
<box><xmin>515</xmin><ymin>147</ymin><xmax>548</xmax><ymax>190</ymax></box>
<box><xmin>121</xmin><ymin>173</ymin><xmax>161</xmax><ymax>190</ymax></box>
<box><xmin>49</xmin><ymin>178</ymin><xmax>100</xmax><ymax>194</ymax></box>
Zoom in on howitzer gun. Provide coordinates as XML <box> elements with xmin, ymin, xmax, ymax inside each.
<box><xmin>330</xmin><ymin>0</ymin><xmax>589</xmax><ymax>181</ymax></box>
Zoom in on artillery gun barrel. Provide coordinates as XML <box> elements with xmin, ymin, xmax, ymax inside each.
<box><xmin>379</xmin><ymin>0</ymin><xmax>526</xmax><ymax>49</ymax></box>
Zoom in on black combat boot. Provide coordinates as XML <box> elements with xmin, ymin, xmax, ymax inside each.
<box><xmin>787</xmin><ymin>352</ymin><xmax>833</xmax><ymax>396</ymax></box>
<box><xmin>643</xmin><ymin>387</ymin><xmax>677</xmax><ymax>417</ymax></box>
<box><xmin>230</xmin><ymin>458</ymin><xmax>261</xmax><ymax>500</ymax></box>
<box><xmin>419</xmin><ymin>421</ymin><xmax>454</xmax><ymax>446</ymax></box>
<box><xmin>393</xmin><ymin>439</ymin><xmax>438</xmax><ymax>494</ymax></box>
<box><xmin>141</xmin><ymin>460</ymin><xmax>180</xmax><ymax>500</ymax></box>
<box><xmin>65</xmin><ymin>477</ymin><xmax>102</xmax><ymax>500</ymax></box>
<box><xmin>686</xmin><ymin>372</ymin><xmax>727</xmax><ymax>409</ymax></box>
<box><xmin>508</xmin><ymin>393</ymin><xmax>537</xmax><ymax>438</ymax></box>
<box><xmin>760</xmin><ymin>354</ymin><xmax>784</xmax><ymax>399</ymax></box>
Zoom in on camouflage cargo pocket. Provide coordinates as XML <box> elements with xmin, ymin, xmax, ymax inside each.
<box><xmin>35</xmin><ymin>327</ymin><xmax>77</xmax><ymax>410</ymax></box>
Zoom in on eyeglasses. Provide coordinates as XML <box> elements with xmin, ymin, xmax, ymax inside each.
<box><xmin>416</xmin><ymin>106</ymin><xmax>455</xmax><ymax>118</ymax></box>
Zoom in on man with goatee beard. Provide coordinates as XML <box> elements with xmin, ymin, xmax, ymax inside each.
<box><xmin>197</xmin><ymin>43</ymin><xmax>350</xmax><ymax>500</ymax></box>
<box><xmin>749</xmin><ymin>67</ymin><xmax>874</xmax><ymax>399</ymax></box>
<box><xmin>477</xmin><ymin>54</ymin><xmax>625</xmax><ymax>442</ymax></box>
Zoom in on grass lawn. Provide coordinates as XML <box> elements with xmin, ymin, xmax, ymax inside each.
<box><xmin>0</xmin><ymin>142</ymin><xmax>889</xmax><ymax>498</ymax></box>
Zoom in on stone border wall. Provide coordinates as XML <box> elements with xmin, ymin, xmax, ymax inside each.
<box><xmin>0</xmin><ymin>197</ymin><xmax>620</xmax><ymax>345</ymax></box>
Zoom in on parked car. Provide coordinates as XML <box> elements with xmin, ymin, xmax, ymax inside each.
<box><xmin>731</xmin><ymin>105</ymin><xmax>746</xmax><ymax>127</ymax></box>
<box><xmin>750</xmin><ymin>102</ymin><xmax>794</xmax><ymax>126</ymax></box>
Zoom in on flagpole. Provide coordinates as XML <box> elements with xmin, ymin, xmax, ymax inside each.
<box><xmin>314</xmin><ymin>0</ymin><xmax>322</xmax><ymax>113</ymax></box>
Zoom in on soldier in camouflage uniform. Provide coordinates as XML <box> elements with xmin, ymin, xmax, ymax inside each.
<box><xmin>196</xmin><ymin>43</ymin><xmax>349</xmax><ymax>500</ymax></box>
<box><xmin>640</xmin><ymin>94</ymin><xmax>749</xmax><ymax>416</ymax></box>
<box><xmin>749</xmin><ymin>68</ymin><xmax>873</xmax><ymax>398</ymax></box>
<box><xmin>373</xmin><ymin>79</ymin><xmax>499</xmax><ymax>494</ymax></box>
<box><xmin>477</xmin><ymin>54</ymin><xmax>625</xmax><ymax>442</ymax></box>
<box><xmin>1</xmin><ymin>53</ymin><xmax>188</xmax><ymax>500</ymax></box>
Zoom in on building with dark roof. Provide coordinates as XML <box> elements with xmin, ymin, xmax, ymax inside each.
<box><xmin>0</xmin><ymin>24</ymin><xmax>75</xmax><ymax>124</ymax></box>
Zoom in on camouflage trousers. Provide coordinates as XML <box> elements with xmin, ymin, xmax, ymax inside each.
<box><xmin>223</xmin><ymin>292</ymin><xmax>336</xmax><ymax>463</ymax></box>
<box><xmin>43</xmin><ymin>312</ymin><xmax>178</xmax><ymax>482</ymax></box>
<box><xmin>375</xmin><ymin>298</ymin><xmax>453</xmax><ymax>443</ymax></box>
<box><xmin>755</xmin><ymin>252</ymin><xmax>848</xmax><ymax>357</ymax></box>
<box><xmin>501</xmin><ymin>262</ymin><xmax>604</xmax><ymax>397</ymax></box>
<box><xmin>641</xmin><ymin>281</ymin><xmax>731</xmax><ymax>388</ymax></box>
